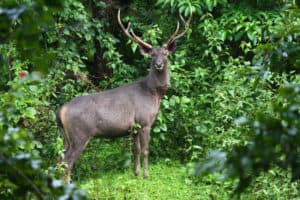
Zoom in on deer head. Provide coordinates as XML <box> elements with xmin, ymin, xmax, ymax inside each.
<box><xmin>117</xmin><ymin>7</ymin><xmax>192</xmax><ymax>72</ymax></box>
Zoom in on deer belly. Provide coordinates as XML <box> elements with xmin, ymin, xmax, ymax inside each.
<box><xmin>93</xmin><ymin>110</ymin><xmax>135</xmax><ymax>137</ymax></box>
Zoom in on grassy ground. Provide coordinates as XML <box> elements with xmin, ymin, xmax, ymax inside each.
<box><xmin>71</xmin><ymin>139</ymin><xmax>300</xmax><ymax>200</ymax></box>
<box><xmin>72</xmin><ymin>139</ymin><xmax>230</xmax><ymax>199</ymax></box>
<box><xmin>77</xmin><ymin>162</ymin><xmax>210</xmax><ymax>200</ymax></box>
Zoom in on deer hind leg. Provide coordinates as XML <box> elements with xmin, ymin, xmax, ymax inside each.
<box><xmin>57</xmin><ymin>129</ymin><xmax>69</xmax><ymax>164</ymax></box>
<box><xmin>140</xmin><ymin>126</ymin><xmax>151</xmax><ymax>178</ymax></box>
<box><xmin>58</xmin><ymin>128</ymin><xmax>71</xmax><ymax>183</ymax></box>
<box><xmin>133</xmin><ymin>134</ymin><xmax>141</xmax><ymax>176</ymax></box>
<box><xmin>63</xmin><ymin>145</ymin><xmax>73</xmax><ymax>183</ymax></box>
<box><xmin>63</xmin><ymin>130</ymin><xmax>90</xmax><ymax>183</ymax></box>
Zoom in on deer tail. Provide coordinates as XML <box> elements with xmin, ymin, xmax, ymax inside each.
<box><xmin>56</xmin><ymin>106</ymin><xmax>71</xmax><ymax>155</ymax></box>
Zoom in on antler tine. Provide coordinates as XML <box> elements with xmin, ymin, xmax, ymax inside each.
<box><xmin>118</xmin><ymin>9</ymin><xmax>152</xmax><ymax>49</ymax></box>
<box><xmin>171</xmin><ymin>8</ymin><xmax>192</xmax><ymax>40</ymax></box>
<box><xmin>165</xmin><ymin>21</ymin><xmax>180</xmax><ymax>46</ymax></box>
<box><xmin>179</xmin><ymin>14</ymin><xmax>186</xmax><ymax>25</ymax></box>
<box><xmin>117</xmin><ymin>9</ymin><xmax>133</xmax><ymax>40</ymax></box>
<box><xmin>166</xmin><ymin>4</ymin><xmax>193</xmax><ymax>46</ymax></box>
<box><xmin>130</xmin><ymin>29</ymin><xmax>153</xmax><ymax>49</ymax></box>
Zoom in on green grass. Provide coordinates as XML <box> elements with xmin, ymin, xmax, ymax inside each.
<box><xmin>70</xmin><ymin>138</ymin><xmax>236</xmax><ymax>200</ymax></box>
<box><xmin>72</xmin><ymin>139</ymin><xmax>231</xmax><ymax>199</ymax></box>
<box><xmin>71</xmin><ymin>139</ymin><xmax>300</xmax><ymax>200</ymax></box>
<box><xmin>78</xmin><ymin>163</ymin><xmax>195</xmax><ymax>199</ymax></box>
<box><xmin>76</xmin><ymin>162</ymin><xmax>231</xmax><ymax>200</ymax></box>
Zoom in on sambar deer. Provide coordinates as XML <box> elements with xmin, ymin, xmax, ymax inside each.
<box><xmin>57</xmin><ymin>8</ymin><xmax>192</xmax><ymax>183</ymax></box>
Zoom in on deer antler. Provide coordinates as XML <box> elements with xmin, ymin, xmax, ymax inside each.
<box><xmin>165</xmin><ymin>4</ymin><xmax>193</xmax><ymax>47</ymax></box>
<box><xmin>117</xmin><ymin>9</ymin><xmax>153</xmax><ymax>49</ymax></box>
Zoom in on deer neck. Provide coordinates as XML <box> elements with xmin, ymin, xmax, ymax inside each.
<box><xmin>145</xmin><ymin>65</ymin><xmax>170</xmax><ymax>96</ymax></box>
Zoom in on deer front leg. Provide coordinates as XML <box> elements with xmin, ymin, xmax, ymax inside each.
<box><xmin>133</xmin><ymin>134</ymin><xmax>141</xmax><ymax>176</ymax></box>
<box><xmin>140</xmin><ymin>127</ymin><xmax>151</xmax><ymax>178</ymax></box>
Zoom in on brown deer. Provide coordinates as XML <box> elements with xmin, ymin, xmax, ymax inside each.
<box><xmin>57</xmin><ymin>8</ymin><xmax>192</xmax><ymax>183</ymax></box>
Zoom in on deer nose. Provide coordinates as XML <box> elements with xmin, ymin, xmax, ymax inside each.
<box><xmin>154</xmin><ymin>64</ymin><xmax>164</xmax><ymax>70</ymax></box>
<box><xmin>155</xmin><ymin>59</ymin><xmax>164</xmax><ymax>68</ymax></box>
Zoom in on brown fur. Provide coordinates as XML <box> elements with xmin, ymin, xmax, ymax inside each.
<box><xmin>59</xmin><ymin>106</ymin><xmax>68</xmax><ymax>131</ymax></box>
<box><xmin>59</xmin><ymin>106</ymin><xmax>71</xmax><ymax>154</ymax></box>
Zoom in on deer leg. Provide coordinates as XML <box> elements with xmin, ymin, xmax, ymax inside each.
<box><xmin>60</xmin><ymin>130</ymin><xmax>72</xmax><ymax>183</ymax></box>
<box><xmin>63</xmin><ymin>133</ymin><xmax>90</xmax><ymax>183</ymax></box>
<box><xmin>63</xmin><ymin>146</ymin><xmax>74</xmax><ymax>183</ymax></box>
<box><xmin>140</xmin><ymin>127</ymin><xmax>151</xmax><ymax>178</ymax></box>
<box><xmin>133</xmin><ymin>134</ymin><xmax>141</xmax><ymax>176</ymax></box>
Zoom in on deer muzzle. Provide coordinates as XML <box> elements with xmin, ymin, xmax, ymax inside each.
<box><xmin>154</xmin><ymin>64</ymin><xmax>164</xmax><ymax>71</ymax></box>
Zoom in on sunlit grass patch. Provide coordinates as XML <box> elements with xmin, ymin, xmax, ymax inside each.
<box><xmin>77</xmin><ymin>162</ymin><xmax>206</xmax><ymax>200</ymax></box>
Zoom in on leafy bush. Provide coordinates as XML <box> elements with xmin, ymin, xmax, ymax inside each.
<box><xmin>195</xmin><ymin>1</ymin><xmax>300</xmax><ymax>193</ymax></box>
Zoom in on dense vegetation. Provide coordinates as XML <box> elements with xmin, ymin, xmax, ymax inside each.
<box><xmin>1</xmin><ymin>0</ymin><xmax>300</xmax><ymax>199</ymax></box>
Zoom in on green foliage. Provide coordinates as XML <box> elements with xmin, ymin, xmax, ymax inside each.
<box><xmin>131</xmin><ymin>123</ymin><xmax>142</xmax><ymax>135</ymax></box>
<box><xmin>156</xmin><ymin>0</ymin><xmax>228</xmax><ymax>14</ymax></box>
<box><xmin>194</xmin><ymin>1</ymin><xmax>300</xmax><ymax>194</ymax></box>
<box><xmin>0</xmin><ymin>76</ymin><xmax>86</xmax><ymax>199</ymax></box>
<box><xmin>1</xmin><ymin>0</ymin><xmax>300</xmax><ymax>198</ymax></box>
<box><xmin>0</xmin><ymin>1</ymin><xmax>87</xmax><ymax>199</ymax></box>
<box><xmin>253</xmin><ymin>4</ymin><xmax>300</xmax><ymax>73</ymax></box>
<box><xmin>151</xmin><ymin>0</ymin><xmax>280</xmax><ymax>162</ymax></box>
<box><xmin>0</xmin><ymin>0</ymin><xmax>64</xmax><ymax>71</ymax></box>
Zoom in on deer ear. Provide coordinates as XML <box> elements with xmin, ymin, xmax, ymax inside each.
<box><xmin>167</xmin><ymin>42</ymin><xmax>176</xmax><ymax>53</ymax></box>
<box><xmin>139</xmin><ymin>46</ymin><xmax>152</xmax><ymax>56</ymax></box>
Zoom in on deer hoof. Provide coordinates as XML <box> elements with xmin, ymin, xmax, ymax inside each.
<box><xmin>143</xmin><ymin>172</ymin><xmax>149</xmax><ymax>179</ymax></box>
<box><xmin>134</xmin><ymin>169</ymin><xmax>141</xmax><ymax>176</ymax></box>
